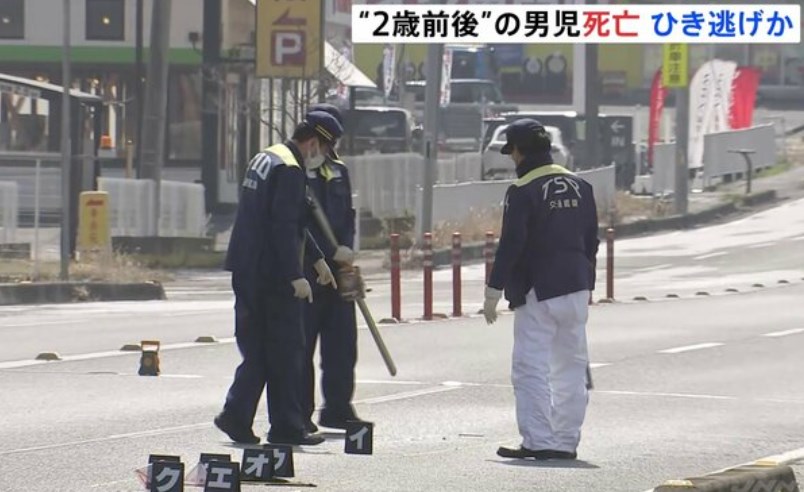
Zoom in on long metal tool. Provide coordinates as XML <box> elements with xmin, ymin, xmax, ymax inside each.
<box><xmin>308</xmin><ymin>192</ymin><xmax>398</xmax><ymax>377</ymax></box>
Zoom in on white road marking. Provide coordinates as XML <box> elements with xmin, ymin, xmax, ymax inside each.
<box><xmin>792</xmin><ymin>235</ymin><xmax>804</xmax><ymax>242</ymax></box>
<box><xmin>0</xmin><ymin>385</ymin><xmax>464</xmax><ymax>456</ymax></box>
<box><xmin>748</xmin><ymin>241</ymin><xmax>776</xmax><ymax>249</ymax></box>
<box><xmin>589</xmin><ymin>363</ymin><xmax>610</xmax><ymax>368</ymax></box>
<box><xmin>694</xmin><ymin>252</ymin><xmax>727</xmax><ymax>261</ymax></box>
<box><xmin>354</xmin><ymin>386</ymin><xmax>462</xmax><ymax>405</ymax></box>
<box><xmin>658</xmin><ymin>342</ymin><xmax>724</xmax><ymax>354</ymax></box>
<box><xmin>0</xmin><ymin>338</ymin><xmax>237</xmax><ymax>370</ymax></box>
<box><xmin>763</xmin><ymin>328</ymin><xmax>804</xmax><ymax>338</ymax></box>
<box><xmin>634</xmin><ymin>263</ymin><xmax>673</xmax><ymax>273</ymax></box>
<box><xmin>597</xmin><ymin>390</ymin><xmax>735</xmax><ymax>401</ymax></box>
<box><xmin>356</xmin><ymin>379</ymin><xmax>426</xmax><ymax>386</ymax></box>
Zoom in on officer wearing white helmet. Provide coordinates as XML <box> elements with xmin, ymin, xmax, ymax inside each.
<box><xmin>484</xmin><ymin>118</ymin><xmax>599</xmax><ymax>460</ymax></box>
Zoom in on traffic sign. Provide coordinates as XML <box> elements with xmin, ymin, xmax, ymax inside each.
<box><xmin>77</xmin><ymin>191</ymin><xmax>110</xmax><ymax>252</ymax></box>
<box><xmin>256</xmin><ymin>0</ymin><xmax>322</xmax><ymax>78</ymax></box>
<box><xmin>662</xmin><ymin>44</ymin><xmax>688</xmax><ymax>88</ymax></box>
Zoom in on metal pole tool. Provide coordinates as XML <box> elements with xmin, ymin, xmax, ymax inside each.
<box><xmin>307</xmin><ymin>192</ymin><xmax>398</xmax><ymax>377</ymax></box>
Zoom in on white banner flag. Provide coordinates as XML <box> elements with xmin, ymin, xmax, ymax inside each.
<box><xmin>688</xmin><ymin>59</ymin><xmax>737</xmax><ymax>168</ymax></box>
<box><xmin>440</xmin><ymin>47</ymin><xmax>453</xmax><ymax>106</ymax></box>
<box><xmin>382</xmin><ymin>44</ymin><xmax>396</xmax><ymax>99</ymax></box>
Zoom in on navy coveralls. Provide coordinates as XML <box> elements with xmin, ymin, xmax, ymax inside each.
<box><xmin>303</xmin><ymin>156</ymin><xmax>359</xmax><ymax>423</ymax></box>
<box><xmin>222</xmin><ymin>141</ymin><xmax>324</xmax><ymax>439</ymax></box>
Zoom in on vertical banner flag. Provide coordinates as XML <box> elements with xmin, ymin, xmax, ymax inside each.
<box><xmin>440</xmin><ymin>47</ymin><xmax>453</xmax><ymax>106</ymax></box>
<box><xmin>729</xmin><ymin>67</ymin><xmax>761</xmax><ymax>130</ymax></box>
<box><xmin>382</xmin><ymin>44</ymin><xmax>396</xmax><ymax>99</ymax></box>
<box><xmin>337</xmin><ymin>42</ymin><xmax>354</xmax><ymax>100</ymax></box>
<box><xmin>648</xmin><ymin>68</ymin><xmax>667</xmax><ymax>168</ymax></box>
<box><xmin>688</xmin><ymin>59</ymin><xmax>737</xmax><ymax>169</ymax></box>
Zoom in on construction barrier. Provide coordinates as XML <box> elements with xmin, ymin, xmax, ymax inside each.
<box><xmin>98</xmin><ymin>178</ymin><xmax>207</xmax><ymax>238</ymax></box>
<box><xmin>702</xmin><ymin>124</ymin><xmax>776</xmax><ymax>187</ymax></box>
<box><xmin>416</xmin><ymin>165</ymin><xmax>617</xmax><ymax>230</ymax></box>
<box><xmin>344</xmin><ymin>152</ymin><xmax>483</xmax><ymax>218</ymax></box>
<box><xmin>0</xmin><ymin>181</ymin><xmax>18</xmax><ymax>244</ymax></box>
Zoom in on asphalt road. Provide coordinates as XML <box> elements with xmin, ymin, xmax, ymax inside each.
<box><xmin>1</xmin><ymin>285</ymin><xmax>804</xmax><ymax>491</ymax></box>
<box><xmin>1</xmin><ymin>198</ymin><xmax>804</xmax><ymax>491</ymax></box>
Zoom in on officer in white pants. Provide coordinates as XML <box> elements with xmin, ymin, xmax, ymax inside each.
<box><xmin>483</xmin><ymin>119</ymin><xmax>599</xmax><ymax>460</ymax></box>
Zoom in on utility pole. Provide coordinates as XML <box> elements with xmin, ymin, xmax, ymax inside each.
<box><xmin>201</xmin><ymin>0</ymin><xmax>222</xmax><ymax>214</ymax></box>
<box><xmin>583</xmin><ymin>0</ymin><xmax>600</xmax><ymax>170</ymax></box>
<box><xmin>420</xmin><ymin>44</ymin><xmax>443</xmax><ymax>238</ymax></box>
<box><xmin>134</xmin><ymin>0</ymin><xmax>144</xmax><ymax>177</ymax></box>
<box><xmin>60</xmin><ymin>0</ymin><xmax>71</xmax><ymax>280</ymax></box>
<box><xmin>674</xmin><ymin>86</ymin><xmax>689</xmax><ymax>215</ymax></box>
<box><xmin>140</xmin><ymin>0</ymin><xmax>172</xmax><ymax>235</ymax></box>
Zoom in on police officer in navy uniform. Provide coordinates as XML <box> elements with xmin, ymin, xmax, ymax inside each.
<box><xmin>483</xmin><ymin>119</ymin><xmax>599</xmax><ymax>460</ymax></box>
<box><xmin>299</xmin><ymin>104</ymin><xmax>369</xmax><ymax>433</ymax></box>
<box><xmin>215</xmin><ymin>111</ymin><xmax>344</xmax><ymax>447</ymax></box>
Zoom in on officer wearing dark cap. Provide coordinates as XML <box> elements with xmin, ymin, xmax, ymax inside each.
<box><xmin>215</xmin><ymin>110</ymin><xmax>344</xmax><ymax>447</ymax></box>
<box><xmin>484</xmin><ymin>118</ymin><xmax>599</xmax><ymax>461</ymax></box>
<box><xmin>299</xmin><ymin>103</ymin><xmax>369</xmax><ymax>433</ymax></box>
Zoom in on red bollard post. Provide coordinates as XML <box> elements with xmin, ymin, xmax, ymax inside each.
<box><xmin>452</xmin><ymin>232</ymin><xmax>462</xmax><ymax>317</ymax></box>
<box><xmin>390</xmin><ymin>233</ymin><xmax>401</xmax><ymax>321</ymax></box>
<box><xmin>484</xmin><ymin>231</ymin><xmax>495</xmax><ymax>285</ymax></box>
<box><xmin>422</xmin><ymin>232</ymin><xmax>433</xmax><ymax>321</ymax></box>
<box><xmin>606</xmin><ymin>228</ymin><xmax>615</xmax><ymax>301</ymax></box>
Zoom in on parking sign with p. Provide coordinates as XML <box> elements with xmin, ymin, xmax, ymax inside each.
<box><xmin>257</xmin><ymin>1</ymin><xmax>322</xmax><ymax>78</ymax></box>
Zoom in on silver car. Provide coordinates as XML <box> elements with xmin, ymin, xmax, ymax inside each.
<box><xmin>481</xmin><ymin>124</ymin><xmax>573</xmax><ymax>180</ymax></box>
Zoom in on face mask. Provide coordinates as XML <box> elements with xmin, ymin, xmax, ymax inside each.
<box><xmin>307</xmin><ymin>144</ymin><xmax>325</xmax><ymax>169</ymax></box>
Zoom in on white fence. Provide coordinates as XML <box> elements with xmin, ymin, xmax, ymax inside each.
<box><xmin>416</xmin><ymin>165</ymin><xmax>617</xmax><ymax>228</ymax></box>
<box><xmin>702</xmin><ymin>124</ymin><xmax>776</xmax><ymax>186</ymax></box>
<box><xmin>98</xmin><ymin>178</ymin><xmax>206</xmax><ymax>237</ymax></box>
<box><xmin>0</xmin><ymin>181</ymin><xmax>18</xmax><ymax>243</ymax></box>
<box><xmin>345</xmin><ymin>152</ymin><xmax>484</xmax><ymax>218</ymax></box>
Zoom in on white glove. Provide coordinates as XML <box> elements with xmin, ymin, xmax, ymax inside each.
<box><xmin>483</xmin><ymin>286</ymin><xmax>503</xmax><ymax>325</ymax></box>
<box><xmin>333</xmin><ymin>246</ymin><xmax>355</xmax><ymax>265</ymax></box>
<box><xmin>313</xmin><ymin>259</ymin><xmax>338</xmax><ymax>289</ymax></box>
<box><xmin>291</xmin><ymin>278</ymin><xmax>313</xmax><ymax>303</ymax></box>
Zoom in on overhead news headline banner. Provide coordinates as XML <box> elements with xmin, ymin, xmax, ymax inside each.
<box><xmin>351</xmin><ymin>5</ymin><xmax>801</xmax><ymax>44</ymax></box>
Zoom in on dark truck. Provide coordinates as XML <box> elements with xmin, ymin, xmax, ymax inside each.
<box><xmin>342</xmin><ymin>106</ymin><xmax>422</xmax><ymax>155</ymax></box>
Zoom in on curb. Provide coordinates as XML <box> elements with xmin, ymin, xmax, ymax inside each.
<box><xmin>0</xmin><ymin>282</ymin><xmax>166</xmax><ymax>306</ymax></box>
<box><xmin>653</xmin><ymin>464</ymin><xmax>798</xmax><ymax>491</ymax></box>
<box><xmin>429</xmin><ymin>190</ymin><xmax>778</xmax><ymax>268</ymax></box>
<box><xmin>647</xmin><ymin>446</ymin><xmax>804</xmax><ymax>492</ymax></box>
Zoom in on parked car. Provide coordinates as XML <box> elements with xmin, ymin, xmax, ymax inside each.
<box><xmin>481</xmin><ymin>124</ymin><xmax>572</xmax><ymax>179</ymax></box>
<box><xmin>341</xmin><ymin>106</ymin><xmax>422</xmax><ymax>155</ymax></box>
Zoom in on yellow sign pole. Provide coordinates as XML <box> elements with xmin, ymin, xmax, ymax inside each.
<box><xmin>77</xmin><ymin>191</ymin><xmax>112</xmax><ymax>265</ymax></box>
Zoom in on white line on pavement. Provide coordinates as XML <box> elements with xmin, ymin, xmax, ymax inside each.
<box><xmin>635</xmin><ymin>263</ymin><xmax>673</xmax><ymax>273</ymax></box>
<box><xmin>597</xmin><ymin>390</ymin><xmax>735</xmax><ymax>401</ymax></box>
<box><xmin>658</xmin><ymin>342</ymin><xmax>724</xmax><ymax>354</ymax></box>
<box><xmin>694</xmin><ymin>252</ymin><xmax>728</xmax><ymax>261</ymax></box>
<box><xmin>354</xmin><ymin>386</ymin><xmax>462</xmax><ymax>405</ymax></box>
<box><xmin>748</xmin><ymin>242</ymin><xmax>777</xmax><ymax>249</ymax></box>
<box><xmin>0</xmin><ymin>338</ymin><xmax>238</xmax><ymax>370</ymax></box>
<box><xmin>762</xmin><ymin>328</ymin><xmax>804</xmax><ymax>338</ymax></box>
<box><xmin>0</xmin><ymin>385</ymin><xmax>464</xmax><ymax>456</ymax></box>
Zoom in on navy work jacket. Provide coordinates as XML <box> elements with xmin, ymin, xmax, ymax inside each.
<box><xmin>487</xmin><ymin>155</ymin><xmax>600</xmax><ymax>309</ymax></box>
<box><xmin>225</xmin><ymin>141</ymin><xmax>324</xmax><ymax>295</ymax></box>
<box><xmin>303</xmin><ymin>155</ymin><xmax>356</xmax><ymax>287</ymax></box>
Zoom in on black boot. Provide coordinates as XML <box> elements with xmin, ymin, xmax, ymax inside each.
<box><xmin>214</xmin><ymin>412</ymin><xmax>260</xmax><ymax>444</ymax></box>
